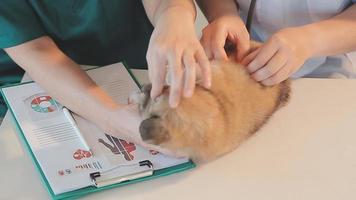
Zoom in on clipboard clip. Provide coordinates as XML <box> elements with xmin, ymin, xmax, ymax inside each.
<box><xmin>90</xmin><ymin>160</ymin><xmax>154</xmax><ymax>188</ymax></box>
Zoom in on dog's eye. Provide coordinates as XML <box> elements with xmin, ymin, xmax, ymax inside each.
<box><xmin>150</xmin><ymin>114</ymin><xmax>160</xmax><ymax>119</ymax></box>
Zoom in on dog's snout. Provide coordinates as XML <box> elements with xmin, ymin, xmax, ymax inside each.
<box><xmin>139</xmin><ymin>117</ymin><xmax>157</xmax><ymax>141</ymax></box>
<box><xmin>139</xmin><ymin>116</ymin><xmax>169</xmax><ymax>145</ymax></box>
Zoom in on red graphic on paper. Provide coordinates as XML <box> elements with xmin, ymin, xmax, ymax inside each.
<box><xmin>73</xmin><ymin>149</ymin><xmax>92</xmax><ymax>160</ymax></box>
<box><xmin>57</xmin><ymin>169</ymin><xmax>72</xmax><ymax>177</ymax></box>
<box><xmin>149</xmin><ymin>150</ymin><xmax>159</xmax><ymax>155</ymax></box>
<box><xmin>58</xmin><ymin>170</ymin><xmax>65</xmax><ymax>176</ymax></box>
<box><xmin>98</xmin><ymin>134</ymin><xmax>136</xmax><ymax>161</ymax></box>
<box><xmin>30</xmin><ymin>95</ymin><xmax>57</xmax><ymax>113</ymax></box>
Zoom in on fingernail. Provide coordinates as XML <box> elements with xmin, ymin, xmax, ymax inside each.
<box><xmin>251</xmin><ymin>73</ymin><xmax>261</xmax><ymax>82</ymax></box>
<box><xmin>184</xmin><ymin>90</ymin><xmax>193</xmax><ymax>98</ymax></box>
<box><xmin>169</xmin><ymin>99</ymin><xmax>178</xmax><ymax>108</ymax></box>
<box><xmin>170</xmin><ymin>101</ymin><xmax>178</xmax><ymax>108</ymax></box>
<box><xmin>247</xmin><ymin>61</ymin><xmax>257</xmax><ymax>73</ymax></box>
<box><xmin>206</xmin><ymin>78</ymin><xmax>212</xmax><ymax>88</ymax></box>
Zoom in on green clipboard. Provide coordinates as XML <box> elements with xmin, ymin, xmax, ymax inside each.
<box><xmin>0</xmin><ymin>63</ymin><xmax>195</xmax><ymax>200</ymax></box>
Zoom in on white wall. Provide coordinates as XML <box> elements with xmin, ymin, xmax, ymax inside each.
<box><xmin>195</xmin><ymin>5</ymin><xmax>208</xmax><ymax>37</ymax></box>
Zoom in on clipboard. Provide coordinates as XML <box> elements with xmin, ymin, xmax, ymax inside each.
<box><xmin>0</xmin><ymin>63</ymin><xmax>195</xmax><ymax>200</ymax></box>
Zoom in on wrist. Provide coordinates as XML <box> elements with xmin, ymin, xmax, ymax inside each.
<box><xmin>287</xmin><ymin>26</ymin><xmax>316</xmax><ymax>60</ymax></box>
<box><xmin>210</xmin><ymin>11</ymin><xmax>240</xmax><ymax>23</ymax></box>
<box><xmin>299</xmin><ymin>24</ymin><xmax>326</xmax><ymax>58</ymax></box>
<box><xmin>153</xmin><ymin>5</ymin><xmax>196</xmax><ymax>27</ymax></box>
<box><xmin>90</xmin><ymin>97</ymin><xmax>121</xmax><ymax>134</ymax></box>
<box><xmin>101</xmin><ymin>106</ymin><xmax>121</xmax><ymax>134</ymax></box>
<box><xmin>205</xmin><ymin>5</ymin><xmax>239</xmax><ymax>22</ymax></box>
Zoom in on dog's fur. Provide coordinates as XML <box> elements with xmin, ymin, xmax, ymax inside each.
<box><xmin>130</xmin><ymin>60</ymin><xmax>290</xmax><ymax>162</ymax></box>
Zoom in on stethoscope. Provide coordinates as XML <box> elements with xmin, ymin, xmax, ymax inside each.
<box><xmin>246</xmin><ymin>0</ymin><xmax>257</xmax><ymax>33</ymax></box>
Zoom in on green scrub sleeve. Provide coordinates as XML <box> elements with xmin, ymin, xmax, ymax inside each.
<box><xmin>0</xmin><ymin>1</ymin><xmax>46</xmax><ymax>49</ymax></box>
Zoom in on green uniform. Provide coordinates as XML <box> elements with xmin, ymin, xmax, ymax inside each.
<box><xmin>0</xmin><ymin>0</ymin><xmax>153</xmax><ymax>118</ymax></box>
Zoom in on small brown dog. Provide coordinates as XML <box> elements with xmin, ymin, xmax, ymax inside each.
<box><xmin>130</xmin><ymin>60</ymin><xmax>290</xmax><ymax>162</ymax></box>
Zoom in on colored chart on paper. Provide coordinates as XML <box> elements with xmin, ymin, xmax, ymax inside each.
<box><xmin>99</xmin><ymin>134</ymin><xmax>136</xmax><ymax>161</ymax></box>
<box><xmin>31</xmin><ymin>95</ymin><xmax>58</xmax><ymax>113</ymax></box>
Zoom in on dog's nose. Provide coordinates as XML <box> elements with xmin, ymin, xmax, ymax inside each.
<box><xmin>140</xmin><ymin>129</ymin><xmax>154</xmax><ymax>141</ymax></box>
<box><xmin>139</xmin><ymin>119</ymin><xmax>155</xmax><ymax>141</ymax></box>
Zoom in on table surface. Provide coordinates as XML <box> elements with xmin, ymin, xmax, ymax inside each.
<box><xmin>1</xmin><ymin>70</ymin><xmax>356</xmax><ymax>200</ymax></box>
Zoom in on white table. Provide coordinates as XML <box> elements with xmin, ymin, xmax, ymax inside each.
<box><xmin>1</xmin><ymin>71</ymin><xmax>356</xmax><ymax>200</ymax></box>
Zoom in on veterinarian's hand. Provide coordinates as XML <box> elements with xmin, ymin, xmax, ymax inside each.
<box><xmin>200</xmin><ymin>15</ymin><xmax>250</xmax><ymax>61</ymax></box>
<box><xmin>241</xmin><ymin>27</ymin><xmax>312</xmax><ymax>85</ymax></box>
<box><xmin>147</xmin><ymin>6</ymin><xmax>211</xmax><ymax>108</ymax></box>
<box><xmin>107</xmin><ymin>104</ymin><xmax>143</xmax><ymax>143</ymax></box>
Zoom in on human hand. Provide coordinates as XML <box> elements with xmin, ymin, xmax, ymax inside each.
<box><xmin>241</xmin><ymin>27</ymin><xmax>312</xmax><ymax>85</ymax></box>
<box><xmin>147</xmin><ymin>6</ymin><xmax>211</xmax><ymax>108</ymax></box>
<box><xmin>106</xmin><ymin>104</ymin><xmax>143</xmax><ymax>143</ymax></box>
<box><xmin>200</xmin><ymin>15</ymin><xmax>250</xmax><ymax>61</ymax></box>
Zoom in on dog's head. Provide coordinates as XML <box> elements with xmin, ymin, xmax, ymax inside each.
<box><xmin>128</xmin><ymin>83</ymin><xmax>221</xmax><ymax>160</ymax></box>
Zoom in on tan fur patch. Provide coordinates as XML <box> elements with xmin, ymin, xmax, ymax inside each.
<box><xmin>134</xmin><ymin>60</ymin><xmax>291</xmax><ymax>162</ymax></box>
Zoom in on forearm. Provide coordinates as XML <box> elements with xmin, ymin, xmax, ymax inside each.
<box><xmin>142</xmin><ymin>0</ymin><xmax>196</xmax><ymax>26</ymax></box>
<box><xmin>196</xmin><ymin>0</ymin><xmax>239</xmax><ymax>22</ymax></box>
<box><xmin>304</xmin><ymin>4</ymin><xmax>356</xmax><ymax>57</ymax></box>
<box><xmin>4</xmin><ymin>36</ymin><xmax>118</xmax><ymax>133</ymax></box>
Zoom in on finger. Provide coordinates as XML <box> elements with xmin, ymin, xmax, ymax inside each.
<box><xmin>146</xmin><ymin>49</ymin><xmax>155</xmax><ymax>82</ymax></box>
<box><xmin>251</xmin><ymin>50</ymin><xmax>288</xmax><ymax>82</ymax></box>
<box><xmin>147</xmin><ymin>53</ymin><xmax>167</xmax><ymax>98</ymax></box>
<box><xmin>195</xmin><ymin>47</ymin><xmax>211</xmax><ymax>89</ymax></box>
<box><xmin>182</xmin><ymin>51</ymin><xmax>197</xmax><ymax>97</ymax></box>
<box><xmin>249</xmin><ymin>40</ymin><xmax>263</xmax><ymax>50</ymax></box>
<box><xmin>210</xmin><ymin>28</ymin><xmax>228</xmax><ymax>60</ymax></box>
<box><xmin>200</xmin><ymin>32</ymin><xmax>214</xmax><ymax>60</ymax></box>
<box><xmin>246</xmin><ymin>40</ymin><xmax>279</xmax><ymax>73</ymax></box>
<box><xmin>167</xmin><ymin>50</ymin><xmax>184</xmax><ymax>108</ymax></box>
<box><xmin>261</xmin><ymin>61</ymin><xmax>292</xmax><ymax>86</ymax></box>
<box><xmin>235</xmin><ymin>31</ymin><xmax>250</xmax><ymax>62</ymax></box>
<box><xmin>240</xmin><ymin>48</ymin><xmax>260</xmax><ymax>66</ymax></box>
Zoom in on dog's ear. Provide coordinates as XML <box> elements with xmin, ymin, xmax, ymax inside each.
<box><xmin>139</xmin><ymin>116</ymin><xmax>170</xmax><ymax>145</ymax></box>
<box><xmin>225</xmin><ymin>40</ymin><xmax>237</xmax><ymax>59</ymax></box>
<box><xmin>225</xmin><ymin>40</ymin><xmax>263</xmax><ymax>62</ymax></box>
